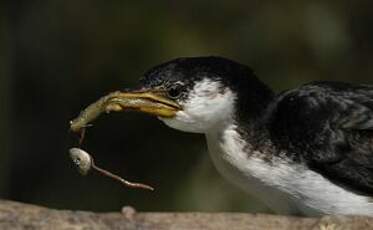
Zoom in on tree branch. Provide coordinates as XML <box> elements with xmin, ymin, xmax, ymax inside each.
<box><xmin>0</xmin><ymin>200</ymin><xmax>372</xmax><ymax>229</ymax></box>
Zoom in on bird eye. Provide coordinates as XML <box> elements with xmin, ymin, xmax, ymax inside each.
<box><xmin>167</xmin><ymin>85</ymin><xmax>183</xmax><ymax>99</ymax></box>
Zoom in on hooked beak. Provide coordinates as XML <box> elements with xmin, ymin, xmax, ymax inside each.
<box><xmin>70</xmin><ymin>89</ymin><xmax>181</xmax><ymax>133</ymax></box>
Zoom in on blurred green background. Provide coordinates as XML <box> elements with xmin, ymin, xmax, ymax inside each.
<box><xmin>1</xmin><ymin>1</ymin><xmax>373</xmax><ymax>213</ymax></box>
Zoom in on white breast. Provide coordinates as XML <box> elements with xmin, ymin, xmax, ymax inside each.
<box><xmin>206</xmin><ymin>124</ymin><xmax>373</xmax><ymax>216</ymax></box>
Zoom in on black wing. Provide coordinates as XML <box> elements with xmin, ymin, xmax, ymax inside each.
<box><xmin>268</xmin><ymin>81</ymin><xmax>373</xmax><ymax>194</ymax></box>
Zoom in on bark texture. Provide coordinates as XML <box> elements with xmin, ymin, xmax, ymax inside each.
<box><xmin>0</xmin><ymin>200</ymin><xmax>373</xmax><ymax>230</ymax></box>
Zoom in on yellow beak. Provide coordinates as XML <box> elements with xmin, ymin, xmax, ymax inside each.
<box><xmin>70</xmin><ymin>90</ymin><xmax>181</xmax><ymax>133</ymax></box>
<box><xmin>105</xmin><ymin>90</ymin><xmax>181</xmax><ymax>116</ymax></box>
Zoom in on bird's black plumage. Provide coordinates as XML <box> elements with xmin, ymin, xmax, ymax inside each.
<box><xmin>140</xmin><ymin>56</ymin><xmax>373</xmax><ymax>196</ymax></box>
<box><xmin>268</xmin><ymin>81</ymin><xmax>373</xmax><ymax>195</ymax></box>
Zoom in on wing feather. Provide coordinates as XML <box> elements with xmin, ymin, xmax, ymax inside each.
<box><xmin>269</xmin><ymin>81</ymin><xmax>373</xmax><ymax>194</ymax></box>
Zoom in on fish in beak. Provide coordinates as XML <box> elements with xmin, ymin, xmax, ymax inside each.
<box><xmin>70</xmin><ymin>89</ymin><xmax>181</xmax><ymax>133</ymax></box>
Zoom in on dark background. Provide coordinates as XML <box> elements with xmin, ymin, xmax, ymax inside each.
<box><xmin>1</xmin><ymin>1</ymin><xmax>373</xmax><ymax>213</ymax></box>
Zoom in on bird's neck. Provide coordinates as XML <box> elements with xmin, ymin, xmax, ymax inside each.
<box><xmin>204</xmin><ymin>80</ymin><xmax>276</xmax><ymax>155</ymax></box>
<box><xmin>233</xmin><ymin>81</ymin><xmax>276</xmax><ymax>151</ymax></box>
<box><xmin>204</xmin><ymin>79</ymin><xmax>278</xmax><ymax>177</ymax></box>
<box><xmin>235</xmin><ymin>81</ymin><xmax>275</xmax><ymax>124</ymax></box>
<box><xmin>204</xmin><ymin>76</ymin><xmax>277</xmax><ymax>160</ymax></box>
<box><xmin>205</xmin><ymin>115</ymin><xmax>274</xmax><ymax>159</ymax></box>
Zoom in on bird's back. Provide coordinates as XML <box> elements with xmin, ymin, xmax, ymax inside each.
<box><xmin>267</xmin><ymin>81</ymin><xmax>373</xmax><ymax>196</ymax></box>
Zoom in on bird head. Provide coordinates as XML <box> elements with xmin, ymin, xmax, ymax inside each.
<box><xmin>115</xmin><ymin>56</ymin><xmax>274</xmax><ymax>134</ymax></box>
